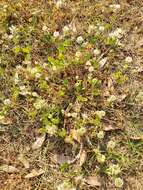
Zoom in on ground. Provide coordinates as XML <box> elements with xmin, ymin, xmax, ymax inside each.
<box><xmin>0</xmin><ymin>0</ymin><xmax>143</xmax><ymax>190</ymax></box>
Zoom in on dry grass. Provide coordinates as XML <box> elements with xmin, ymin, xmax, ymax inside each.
<box><xmin>0</xmin><ymin>0</ymin><xmax>143</xmax><ymax>189</ymax></box>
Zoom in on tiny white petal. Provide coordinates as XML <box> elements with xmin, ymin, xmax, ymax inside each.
<box><xmin>99</xmin><ymin>26</ymin><xmax>105</xmax><ymax>32</ymax></box>
<box><xmin>75</xmin><ymin>51</ymin><xmax>82</xmax><ymax>58</ymax></box>
<box><xmin>93</xmin><ymin>49</ymin><xmax>101</xmax><ymax>55</ymax></box>
<box><xmin>88</xmin><ymin>24</ymin><xmax>95</xmax><ymax>33</ymax></box>
<box><xmin>53</xmin><ymin>31</ymin><xmax>60</xmax><ymax>38</ymax></box>
<box><xmin>99</xmin><ymin>57</ymin><xmax>108</xmax><ymax>68</ymax></box>
<box><xmin>42</xmin><ymin>25</ymin><xmax>47</xmax><ymax>31</ymax></box>
<box><xmin>76</xmin><ymin>36</ymin><xmax>84</xmax><ymax>44</ymax></box>
<box><xmin>88</xmin><ymin>66</ymin><xmax>94</xmax><ymax>72</ymax></box>
<box><xmin>125</xmin><ymin>56</ymin><xmax>133</xmax><ymax>63</ymax></box>
<box><xmin>85</xmin><ymin>61</ymin><xmax>91</xmax><ymax>66</ymax></box>
<box><xmin>4</xmin><ymin>99</ymin><xmax>11</xmax><ymax>106</ymax></box>
<box><xmin>32</xmin><ymin>92</ymin><xmax>39</xmax><ymax>97</ymax></box>
<box><xmin>35</xmin><ymin>73</ymin><xmax>41</xmax><ymax>78</ymax></box>
<box><xmin>56</xmin><ymin>0</ymin><xmax>64</xmax><ymax>8</ymax></box>
<box><xmin>63</xmin><ymin>25</ymin><xmax>70</xmax><ymax>34</ymax></box>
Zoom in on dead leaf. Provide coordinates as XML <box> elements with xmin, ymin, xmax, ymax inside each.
<box><xmin>18</xmin><ymin>154</ymin><xmax>30</xmax><ymax>169</ymax></box>
<box><xmin>24</xmin><ymin>169</ymin><xmax>45</xmax><ymax>178</ymax></box>
<box><xmin>86</xmin><ymin>176</ymin><xmax>101</xmax><ymax>187</ymax></box>
<box><xmin>104</xmin><ymin>125</ymin><xmax>122</xmax><ymax>132</ymax></box>
<box><xmin>79</xmin><ymin>150</ymin><xmax>87</xmax><ymax>166</ymax></box>
<box><xmin>129</xmin><ymin>135</ymin><xmax>143</xmax><ymax>141</ymax></box>
<box><xmin>70</xmin><ymin>129</ymin><xmax>81</xmax><ymax>142</ymax></box>
<box><xmin>0</xmin><ymin>118</ymin><xmax>13</xmax><ymax>125</ymax></box>
<box><xmin>52</xmin><ymin>154</ymin><xmax>71</xmax><ymax>164</ymax></box>
<box><xmin>0</xmin><ymin>165</ymin><xmax>19</xmax><ymax>173</ymax></box>
<box><xmin>32</xmin><ymin>134</ymin><xmax>46</xmax><ymax>150</ymax></box>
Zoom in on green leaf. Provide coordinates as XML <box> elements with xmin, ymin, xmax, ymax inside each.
<box><xmin>13</xmin><ymin>46</ymin><xmax>21</xmax><ymax>54</ymax></box>
<box><xmin>22</xmin><ymin>46</ymin><xmax>31</xmax><ymax>54</ymax></box>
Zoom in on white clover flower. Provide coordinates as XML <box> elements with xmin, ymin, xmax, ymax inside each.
<box><xmin>87</xmin><ymin>73</ymin><xmax>93</xmax><ymax>79</ymax></box>
<box><xmin>88</xmin><ymin>66</ymin><xmax>94</xmax><ymax>72</ymax></box>
<box><xmin>16</xmin><ymin>65</ymin><xmax>22</xmax><ymax>70</ymax></box>
<box><xmin>114</xmin><ymin>178</ymin><xmax>124</xmax><ymax>188</ymax></box>
<box><xmin>35</xmin><ymin>73</ymin><xmax>41</xmax><ymax>78</ymax></box>
<box><xmin>8</xmin><ymin>34</ymin><xmax>13</xmax><ymax>39</ymax></box>
<box><xmin>125</xmin><ymin>56</ymin><xmax>133</xmax><ymax>63</ymax></box>
<box><xmin>3</xmin><ymin>99</ymin><xmax>11</xmax><ymax>106</ymax></box>
<box><xmin>109</xmin><ymin>28</ymin><xmax>123</xmax><ymax>39</ymax></box>
<box><xmin>96</xmin><ymin>110</ymin><xmax>106</xmax><ymax>119</ymax></box>
<box><xmin>71</xmin><ymin>112</ymin><xmax>78</xmax><ymax>118</ymax></box>
<box><xmin>35</xmin><ymin>61</ymin><xmax>39</xmax><ymax>65</ymax></box>
<box><xmin>82</xmin><ymin>113</ymin><xmax>88</xmax><ymax>119</ymax></box>
<box><xmin>19</xmin><ymin>85</ymin><xmax>30</xmax><ymax>96</ymax></box>
<box><xmin>53</xmin><ymin>31</ymin><xmax>60</xmax><ymax>38</ymax></box>
<box><xmin>52</xmin><ymin>65</ymin><xmax>57</xmax><ymax>71</ymax></box>
<box><xmin>109</xmin><ymin>4</ymin><xmax>121</xmax><ymax>12</ymax></box>
<box><xmin>66</xmin><ymin>112</ymin><xmax>71</xmax><ymax>117</ymax></box>
<box><xmin>107</xmin><ymin>140</ymin><xmax>116</xmax><ymax>149</ymax></box>
<box><xmin>99</xmin><ymin>26</ymin><xmax>105</xmax><ymax>32</ymax></box>
<box><xmin>75</xmin><ymin>75</ymin><xmax>79</xmax><ymax>80</ymax></box>
<box><xmin>107</xmin><ymin>164</ymin><xmax>121</xmax><ymax>175</ymax></box>
<box><xmin>93</xmin><ymin>48</ymin><xmax>101</xmax><ymax>55</ymax></box>
<box><xmin>42</xmin><ymin>25</ymin><xmax>47</xmax><ymax>31</ymax></box>
<box><xmin>19</xmin><ymin>85</ymin><xmax>26</xmax><ymax>91</ymax></box>
<box><xmin>96</xmin><ymin>154</ymin><xmax>106</xmax><ymax>163</ymax></box>
<box><xmin>63</xmin><ymin>25</ymin><xmax>70</xmax><ymax>34</ymax></box>
<box><xmin>30</xmin><ymin>67</ymin><xmax>39</xmax><ymax>74</ymax></box>
<box><xmin>82</xmin><ymin>41</ymin><xmax>88</xmax><ymax>48</ymax></box>
<box><xmin>75</xmin><ymin>51</ymin><xmax>82</xmax><ymax>58</ymax></box>
<box><xmin>116</xmin><ymin>4</ymin><xmax>121</xmax><ymax>9</ymax></box>
<box><xmin>88</xmin><ymin>24</ymin><xmax>95</xmax><ymax>33</ymax></box>
<box><xmin>45</xmin><ymin>76</ymin><xmax>49</xmax><ymax>81</ymax></box>
<box><xmin>34</xmin><ymin>99</ymin><xmax>46</xmax><ymax>110</ymax></box>
<box><xmin>43</xmin><ymin>63</ymin><xmax>48</xmax><ymax>69</ymax></box>
<box><xmin>45</xmin><ymin>125</ymin><xmax>58</xmax><ymax>135</ymax></box>
<box><xmin>99</xmin><ymin>57</ymin><xmax>108</xmax><ymax>68</ymax></box>
<box><xmin>85</xmin><ymin>60</ymin><xmax>91</xmax><ymax>66</ymax></box>
<box><xmin>32</xmin><ymin>92</ymin><xmax>39</xmax><ymax>97</ymax></box>
<box><xmin>97</xmin><ymin>131</ymin><xmax>104</xmax><ymax>139</ymax></box>
<box><xmin>9</xmin><ymin>25</ymin><xmax>16</xmax><ymax>34</ymax></box>
<box><xmin>56</xmin><ymin>0</ymin><xmax>64</xmax><ymax>8</ymax></box>
<box><xmin>76</xmin><ymin>36</ymin><xmax>84</xmax><ymax>44</ymax></box>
